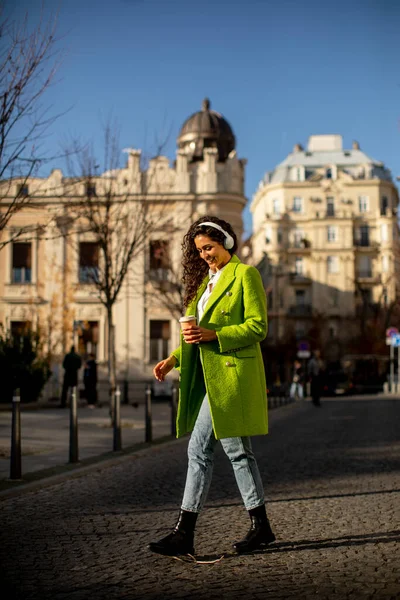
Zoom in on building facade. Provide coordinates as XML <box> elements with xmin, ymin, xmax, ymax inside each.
<box><xmin>250</xmin><ymin>134</ymin><xmax>400</xmax><ymax>367</ymax></box>
<box><xmin>0</xmin><ymin>99</ymin><xmax>247</xmax><ymax>398</ymax></box>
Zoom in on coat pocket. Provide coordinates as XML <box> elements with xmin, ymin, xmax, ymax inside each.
<box><xmin>234</xmin><ymin>347</ymin><xmax>257</xmax><ymax>358</ymax></box>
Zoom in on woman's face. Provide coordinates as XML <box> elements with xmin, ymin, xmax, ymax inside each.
<box><xmin>194</xmin><ymin>234</ymin><xmax>232</xmax><ymax>272</ymax></box>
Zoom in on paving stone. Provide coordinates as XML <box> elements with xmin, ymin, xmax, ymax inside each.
<box><xmin>0</xmin><ymin>398</ymin><xmax>400</xmax><ymax>599</ymax></box>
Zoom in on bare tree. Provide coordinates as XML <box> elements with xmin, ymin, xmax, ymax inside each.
<box><xmin>64</xmin><ymin>120</ymin><xmax>171</xmax><ymax>411</ymax></box>
<box><xmin>0</xmin><ymin>6</ymin><xmax>63</xmax><ymax>249</ymax></box>
<box><xmin>147</xmin><ymin>239</ymin><xmax>184</xmax><ymax>320</ymax></box>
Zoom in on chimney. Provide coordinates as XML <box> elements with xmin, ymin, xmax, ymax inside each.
<box><xmin>352</xmin><ymin>140</ymin><xmax>360</xmax><ymax>150</ymax></box>
<box><xmin>293</xmin><ymin>143</ymin><xmax>304</xmax><ymax>153</ymax></box>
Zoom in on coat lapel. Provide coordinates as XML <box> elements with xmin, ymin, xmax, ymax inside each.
<box><xmin>199</xmin><ymin>255</ymin><xmax>240</xmax><ymax>323</ymax></box>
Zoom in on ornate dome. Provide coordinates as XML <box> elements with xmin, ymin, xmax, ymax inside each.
<box><xmin>177</xmin><ymin>98</ymin><xmax>236</xmax><ymax>163</ymax></box>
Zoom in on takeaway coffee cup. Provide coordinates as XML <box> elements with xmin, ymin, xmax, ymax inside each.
<box><xmin>179</xmin><ymin>315</ymin><xmax>197</xmax><ymax>330</ymax></box>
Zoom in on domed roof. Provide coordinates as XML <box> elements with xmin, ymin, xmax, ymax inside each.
<box><xmin>177</xmin><ymin>98</ymin><xmax>236</xmax><ymax>163</ymax></box>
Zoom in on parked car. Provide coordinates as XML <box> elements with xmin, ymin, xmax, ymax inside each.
<box><xmin>322</xmin><ymin>369</ymin><xmax>354</xmax><ymax>396</ymax></box>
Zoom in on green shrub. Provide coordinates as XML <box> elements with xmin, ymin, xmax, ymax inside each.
<box><xmin>0</xmin><ymin>329</ymin><xmax>52</xmax><ymax>403</ymax></box>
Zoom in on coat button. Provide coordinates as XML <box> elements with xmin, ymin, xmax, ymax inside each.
<box><xmin>226</xmin><ymin>291</ymin><xmax>232</xmax><ymax>296</ymax></box>
<box><xmin>225</xmin><ymin>361</ymin><xmax>232</xmax><ymax>367</ymax></box>
<box><xmin>221</xmin><ymin>310</ymin><xmax>226</xmax><ymax>315</ymax></box>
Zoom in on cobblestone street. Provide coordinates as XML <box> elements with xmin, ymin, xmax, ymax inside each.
<box><xmin>1</xmin><ymin>396</ymin><xmax>399</xmax><ymax>600</ymax></box>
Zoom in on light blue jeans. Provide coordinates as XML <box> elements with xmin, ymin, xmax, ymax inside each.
<box><xmin>181</xmin><ymin>395</ymin><xmax>265</xmax><ymax>513</ymax></box>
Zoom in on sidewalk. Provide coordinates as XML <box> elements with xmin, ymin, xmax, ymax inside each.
<box><xmin>0</xmin><ymin>402</ymin><xmax>173</xmax><ymax>481</ymax></box>
<box><xmin>1</xmin><ymin>395</ymin><xmax>399</xmax><ymax>599</ymax></box>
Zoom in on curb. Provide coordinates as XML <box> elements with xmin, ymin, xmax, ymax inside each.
<box><xmin>0</xmin><ymin>435</ymin><xmax>186</xmax><ymax>501</ymax></box>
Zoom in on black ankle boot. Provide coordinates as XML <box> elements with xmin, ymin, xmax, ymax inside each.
<box><xmin>233</xmin><ymin>504</ymin><xmax>275</xmax><ymax>553</ymax></box>
<box><xmin>148</xmin><ymin>510</ymin><xmax>198</xmax><ymax>556</ymax></box>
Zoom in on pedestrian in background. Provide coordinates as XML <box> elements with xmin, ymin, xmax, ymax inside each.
<box><xmin>308</xmin><ymin>349</ymin><xmax>323</xmax><ymax>407</ymax></box>
<box><xmin>60</xmin><ymin>346</ymin><xmax>82</xmax><ymax>408</ymax></box>
<box><xmin>149</xmin><ymin>216</ymin><xmax>275</xmax><ymax>557</ymax></box>
<box><xmin>290</xmin><ymin>359</ymin><xmax>304</xmax><ymax>400</ymax></box>
<box><xmin>83</xmin><ymin>353</ymin><xmax>97</xmax><ymax>408</ymax></box>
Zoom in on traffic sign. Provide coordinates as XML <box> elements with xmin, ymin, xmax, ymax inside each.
<box><xmin>386</xmin><ymin>327</ymin><xmax>399</xmax><ymax>338</ymax></box>
<box><xmin>298</xmin><ymin>341</ymin><xmax>310</xmax><ymax>351</ymax></box>
<box><xmin>391</xmin><ymin>334</ymin><xmax>400</xmax><ymax>347</ymax></box>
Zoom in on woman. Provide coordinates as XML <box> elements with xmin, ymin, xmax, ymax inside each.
<box><xmin>149</xmin><ymin>216</ymin><xmax>275</xmax><ymax>556</ymax></box>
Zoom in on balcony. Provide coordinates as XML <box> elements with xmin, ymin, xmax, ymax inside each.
<box><xmin>353</xmin><ymin>240</ymin><xmax>379</xmax><ymax>252</ymax></box>
<box><xmin>356</xmin><ymin>272</ymin><xmax>381</xmax><ymax>284</ymax></box>
<box><xmin>288</xmin><ymin>304</ymin><xmax>312</xmax><ymax>317</ymax></box>
<box><xmin>355</xmin><ymin>303</ymin><xmax>380</xmax><ymax>317</ymax></box>
<box><xmin>289</xmin><ymin>271</ymin><xmax>312</xmax><ymax>285</ymax></box>
<box><xmin>287</xmin><ymin>239</ymin><xmax>312</xmax><ymax>253</ymax></box>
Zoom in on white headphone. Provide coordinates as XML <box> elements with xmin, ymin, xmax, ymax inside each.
<box><xmin>200</xmin><ymin>221</ymin><xmax>235</xmax><ymax>250</ymax></box>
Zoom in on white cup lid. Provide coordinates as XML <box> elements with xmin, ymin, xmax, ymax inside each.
<box><xmin>179</xmin><ymin>315</ymin><xmax>196</xmax><ymax>323</ymax></box>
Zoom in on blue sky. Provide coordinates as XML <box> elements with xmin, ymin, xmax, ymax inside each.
<box><xmin>9</xmin><ymin>0</ymin><xmax>400</xmax><ymax>237</ymax></box>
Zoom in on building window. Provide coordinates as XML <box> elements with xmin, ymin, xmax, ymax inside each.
<box><xmin>149</xmin><ymin>320</ymin><xmax>170</xmax><ymax>362</ymax></box>
<box><xmin>326</xmin><ymin>197</ymin><xmax>335</xmax><ymax>217</ymax></box>
<box><xmin>382</xmin><ymin>255</ymin><xmax>389</xmax><ymax>273</ymax></box>
<box><xmin>79</xmin><ymin>242</ymin><xmax>99</xmax><ymax>283</ymax></box>
<box><xmin>272</xmin><ymin>198</ymin><xmax>281</xmax><ymax>214</ymax></box>
<box><xmin>381</xmin><ymin>224</ymin><xmax>388</xmax><ymax>242</ymax></box>
<box><xmin>327</xmin><ymin>256</ymin><xmax>339</xmax><ymax>274</ymax></box>
<box><xmin>358</xmin><ymin>256</ymin><xmax>372</xmax><ymax>278</ymax></box>
<box><xmin>295</xmin><ymin>321</ymin><xmax>306</xmax><ymax>340</ymax></box>
<box><xmin>11</xmin><ymin>321</ymin><xmax>31</xmax><ymax>341</ymax></box>
<box><xmin>149</xmin><ymin>240</ymin><xmax>171</xmax><ymax>280</ymax></box>
<box><xmin>295</xmin><ymin>289</ymin><xmax>305</xmax><ymax>306</ymax></box>
<box><xmin>17</xmin><ymin>184</ymin><xmax>29</xmax><ymax>197</ymax></box>
<box><xmin>12</xmin><ymin>242</ymin><xmax>32</xmax><ymax>283</ymax></box>
<box><xmin>329</xmin><ymin>323</ymin><xmax>337</xmax><ymax>338</ymax></box>
<box><xmin>292</xmin><ymin>229</ymin><xmax>305</xmax><ymax>248</ymax></box>
<box><xmin>383</xmin><ymin>287</ymin><xmax>388</xmax><ymax>306</ymax></box>
<box><xmin>325</xmin><ymin>168</ymin><xmax>332</xmax><ymax>179</ymax></box>
<box><xmin>360</xmin><ymin>288</ymin><xmax>372</xmax><ymax>304</ymax></box>
<box><xmin>265</xmin><ymin>226</ymin><xmax>272</xmax><ymax>244</ymax></box>
<box><xmin>292</xmin><ymin>197</ymin><xmax>303</xmax><ymax>213</ymax></box>
<box><xmin>295</xmin><ymin>257</ymin><xmax>303</xmax><ymax>275</ymax></box>
<box><xmin>85</xmin><ymin>183</ymin><xmax>96</xmax><ymax>197</ymax></box>
<box><xmin>358</xmin><ymin>225</ymin><xmax>370</xmax><ymax>247</ymax></box>
<box><xmin>77</xmin><ymin>321</ymin><xmax>99</xmax><ymax>358</ymax></box>
<box><xmin>380</xmin><ymin>196</ymin><xmax>388</xmax><ymax>216</ymax></box>
<box><xmin>277</xmin><ymin>228</ymin><xmax>283</xmax><ymax>244</ymax></box>
<box><xmin>358</xmin><ymin>195</ymin><xmax>369</xmax><ymax>213</ymax></box>
<box><xmin>331</xmin><ymin>288</ymin><xmax>339</xmax><ymax>307</ymax></box>
<box><xmin>327</xmin><ymin>226</ymin><xmax>338</xmax><ymax>242</ymax></box>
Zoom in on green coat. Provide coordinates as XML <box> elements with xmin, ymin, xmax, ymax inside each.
<box><xmin>171</xmin><ymin>255</ymin><xmax>268</xmax><ymax>440</ymax></box>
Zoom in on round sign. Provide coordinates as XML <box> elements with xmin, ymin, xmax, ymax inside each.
<box><xmin>298</xmin><ymin>341</ymin><xmax>310</xmax><ymax>351</ymax></box>
<box><xmin>386</xmin><ymin>327</ymin><xmax>399</xmax><ymax>338</ymax></box>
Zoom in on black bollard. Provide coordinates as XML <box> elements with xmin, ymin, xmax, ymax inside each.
<box><xmin>145</xmin><ymin>384</ymin><xmax>152</xmax><ymax>443</ymax></box>
<box><xmin>123</xmin><ymin>379</ymin><xmax>129</xmax><ymax>404</ymax></box>
<box><xmin>171</xmin><ymin>383</ymin><xmax>178</xmax><ymax>437</ymax></box>
<box><xmin>69</xmin><ymin>386</ymin><xmax>79</xmax><ymax>463</ymax></box>
<box><xmin>10</xmin><ymin>388</ymin><xmax>22</xmax><ymax>480</ymax></box>
<box><xmin>113</xmin><ymin>386</ymin><xmax>122</xmax><ymax>451</ymax></box>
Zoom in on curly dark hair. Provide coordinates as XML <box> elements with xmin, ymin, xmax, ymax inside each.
<box><xmin>181</xmin><ymin>215</ymin><xmax>238</xmax><ymax>307</ymax></box>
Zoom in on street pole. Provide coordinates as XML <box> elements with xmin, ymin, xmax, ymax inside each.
<box><xmin>10</xmin><ymin>389</ymin><xmax>22</xmax><ymax>480</ymax></box>
<box><xmin>390</xmin><ymin>344</ymin><xmax>394</xmax><ymax>393</ymax></box>
<box><xmin>145</xmin><ymin>384</ymin><xmax>152</xmax><ymax>443</ymax></box>
<box><xmin>397</xmin><ymin>347</ymin><xmax>400</xmax><ymax>394</ymax></box>
<box><xmin>69</xmin><ymin>386</ymin><xmax>79</xmax><ymax>463</ymax></box>
<box><xmin>113</xmin><ymin>386</ymin><xmax>122</xmax><ymax>451</ymax></box>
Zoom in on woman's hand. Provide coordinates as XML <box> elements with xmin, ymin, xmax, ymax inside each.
<box><xmin>182</xmin><ymin>326</ymin><xmax>217</xmax><ymax>344</ymax></box>
<box><xmin>153</xmin><ymin>355</ymin><xmax>177</xmax><ymax>382</ymax></box>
